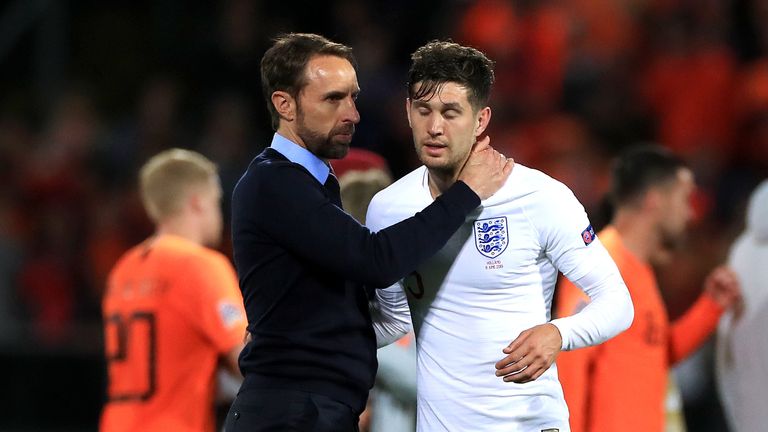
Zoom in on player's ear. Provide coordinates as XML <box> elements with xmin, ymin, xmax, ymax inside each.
<box><xmin>188</xmin><ymin>191</ymin><xmax>204</xmax><ymax>214</ymax></box>
<box><xmin>474</xmin><ymin>106</ymin><xmax>491</xmax><ymax>137</ymax></box>
<box><xmin>405</xmin><ymin>98</ymin><xmax>413</xmax><ymax>128</ymax></box>
<box><xmin>643</xmin><ymin>188</ymin><xmax>663</xmax><ymax>213</ymax></box>
<box><xmin>272</xmin><ymin>91</ymin><xmax>296</xmax><ymax>122</ymax></box>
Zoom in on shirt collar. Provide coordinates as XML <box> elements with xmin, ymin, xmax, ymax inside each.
<box><xmin>270</xmin><ymin>133</ymin><xmax>330</xmax><ymax>184</ymax></box>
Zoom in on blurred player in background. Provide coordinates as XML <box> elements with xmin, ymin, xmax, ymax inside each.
<box><xmin>556</xmin><ymin>145</ymin><xmax>741</xmax><ymax>432</ymax></box>
<box><xmin>100</xmin><ymin>149</ymin><xmax>247</xmax><ymax>432</ymax></box>
<box><xmin>331</xmin><ymin>147</ymin><xmax>392</xmax><ymax>225</ymax></box>
<box><xmin>716</xmin><ymin>180</ymin><xmax>768</xmax><ymax>432</ymax></box>
<box><xmin>367</xmin><ymin>40</ymin><xmax>633</xmax><ymax>431</ymax></box>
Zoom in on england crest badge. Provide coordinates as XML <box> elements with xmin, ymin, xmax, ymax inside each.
<box><xmin>474</xmin><ymin>216</ymin><xmax>508</xmax><ymax>258</ymax></box>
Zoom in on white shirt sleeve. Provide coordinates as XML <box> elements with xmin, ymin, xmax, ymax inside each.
<box><xmin>365</xmin><ymin>192</ymin><xmax>414</xmax><ymax>348</ymax></box>
<box><xmin>526</xmin><ymin>182</ymin><xmax>634</xmax><ymax>350</ymax></box>
<box><xmin>371</xmin><ymin>285</ymin><xmax>413</xmax><ymax>348</ymax></box>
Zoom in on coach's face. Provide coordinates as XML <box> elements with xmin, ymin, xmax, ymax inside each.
<box><xmin>295</xmin><ymin>55</ymin><xmax>360</xmax><ymax>160</ymax></box>
<box><xmin>407</xmin><ymin>81</ymin><xmax>490</xmax><ymax>177</ymax></box>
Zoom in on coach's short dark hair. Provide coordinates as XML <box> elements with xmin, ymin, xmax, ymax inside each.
<box><xmin>407</xmin><ymin>40</ymin><xmax>495</xmax><ymax>111</ymax></box>
<box><xmin>260</xmin><ymin>33</ymin><xmax>356</xmax><ymax>130</ymax></box>
<box><xmin>611</xmin><ymin>145</ymin><xmax>687</xmax><ymax>208</ymax></box>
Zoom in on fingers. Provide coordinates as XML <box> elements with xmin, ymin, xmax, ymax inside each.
<box><xmin>495</xmin><ymin>352</ymin><xmax>546</xmax><ymax>383</ymax></box>
<box><xmin>495</xmin><ymin>350</ymin><xmax>527</xmax><ymax>376</ymax></box>
<box><xmin>720</xmin><ymin>267</ymin><xmax>739</xmax><ymax>289</ymax></box>
<box><xmin>502</xmin><ymin>330</ymin><xmax>527</xmax><ymax>355</ymax></box>
<box><xmin>513</xmin><ymin>365</ymin><xmax>547</xmax><ymax>383</ymax></box>
<box><xmin>457</xmin><ymin>135</ymin><xmax>512</xmax><ymax>200</ymax></box>
<box><xmin>495</xmin><ymin>324</ymin><xmax>561</xmax><ymax>384</ymax></box>
<box><xmin>502</xmin><ymin>157</ymin><xmax>515</xmax><ymax>176</ymax></box>
<box><xmin>712</xmin><ymin>266</ymin><xmax>737</xmax><ymax>285</ymax></box>
<box><xmin>472</xmin><ymin>135</ymin><xmax>491</xmax><ymax>153</ymax></box>
<box><xmin>495</xmin><ymin>331</ymin><xmax>529</xmax><ymax>376</ymax></box>
<box><xmin>706</xmin><ymin>266</ymin><xmax>741</xmax><ymax>300</ymax></box>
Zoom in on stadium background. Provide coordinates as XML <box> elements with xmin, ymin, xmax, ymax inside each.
<box><xmin>1</xmin><ymin>0</ymin><xmax>765</xmax><ymax>430</ymax></box>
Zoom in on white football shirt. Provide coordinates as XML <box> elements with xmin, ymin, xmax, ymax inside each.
<box><xmin>366</xmin><ymin>164</ymin><xmax>633</xmax><ymax>432</ymax></box>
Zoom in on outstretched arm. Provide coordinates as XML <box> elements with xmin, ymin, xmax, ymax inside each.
<box><xmin>669</xmin><ymin>265</ymin><xmax>740</xmax><ymax>364</ymax></box>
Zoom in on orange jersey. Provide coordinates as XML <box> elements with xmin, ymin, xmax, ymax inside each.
<box><xmin>100</xmin><ymin>235</ymin><xmax>247</xmax><ymax>432</ymax></box>
<box><xmin>555</xmin><ymin>226</ymin><xmax>723</xmax><ymax>432</ymax></box>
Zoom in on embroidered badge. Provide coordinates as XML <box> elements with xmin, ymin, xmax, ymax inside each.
<box><xmin>581</xmin><ymin>224</ymin><xmax>596</xmax><ymax>246</ymax></box>
<box><xmin>474</xmin><ymin>216</ymin><xmax>508</xmax><ymax>258</ymax></box>
<box><xmin>218</xmin><ymin>301</ymin><xmax>244</xmax><ymax>328</ymax></box>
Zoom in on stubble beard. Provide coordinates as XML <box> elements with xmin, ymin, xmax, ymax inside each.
<box><xmin>418</xmin><ymin>142</ymin><xmax>470</xmax><ymax>182</ymax></box>
<box><xmin>296</xmin><ymin>110</ymin><xmax>353</xmax><ymax>160</ymax></box>
<box><xmin>660</xmin><ymin>225</ymin><xmax>686</xmax><ymax>252</ymax></box>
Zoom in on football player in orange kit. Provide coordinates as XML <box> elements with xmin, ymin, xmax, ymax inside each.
<box><xmin>100</xmin><ymin>149</ymin><xmax>247</xmax><ymax>432</ymax></box>
<box><xmin>556</xmin><ymin>145</ymin><xmax>741</xmax><ymax>432</ymax></box>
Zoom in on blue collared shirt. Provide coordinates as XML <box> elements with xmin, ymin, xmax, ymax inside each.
<box><xmin>270</xmin><ymin>133</ymin><xmax>330</xmax><ymax>184</ymax></box>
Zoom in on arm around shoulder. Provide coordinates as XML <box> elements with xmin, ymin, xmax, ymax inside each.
<box><xmin>247</xmin><ymin>164</ymin><xmax>480</xmax><ymax>287</ymax></box>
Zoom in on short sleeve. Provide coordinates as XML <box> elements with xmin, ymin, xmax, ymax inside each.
<box><xmin>183</xmin><ymin>252</ymin><xmax>247</xmax><ymax>354</ymax></box>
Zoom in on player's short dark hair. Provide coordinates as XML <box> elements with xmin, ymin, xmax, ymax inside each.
<box><xmin>260</xmin><ymin>33</ymin><xmax>356</xmax><ymax>130</ymax></box>
<box><xmin>610</xmin><ymin>145</ymin><xmax>687</xmax><ymax>208</ymax></box>
<box><xmin>407</xmin><ymin>40</ymin><xmax>495</xmax><ymax>111</ymax></box>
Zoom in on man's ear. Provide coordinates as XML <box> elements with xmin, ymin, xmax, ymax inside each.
<box><xmin>188</xmin><ymin>192</ymin><xmax>204</xmax><ymax>214</ymax></box>
<box><xmin>643</xmin><ymin>188</ymin><xmax>663</xmax><ymax>213</ymax></box>
<box><xmin>475</xmin><ymin>106</ymin><xmax>491</xmax><ymax>137</ymax></box>
<box><xmin>272</xmin><ymin>91</ymin><xmax>296</xmax><ymax>122</ymax></box>
<box><xmin>405</xmin><ymin>98</ymin><xmax>413</xmax><ymax>128</ymax></box>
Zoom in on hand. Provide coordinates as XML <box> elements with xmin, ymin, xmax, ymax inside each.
<box><xmin>458</xmin><ymin>136</ymin><xmax>514</xmax><ymax>200</ymax></box>
<box><xmin>703</xmin><ymin>265</ymin><xmax>742</xmax><ymax>311</ymax></box>
<box><xmin>495</xmin><ymin>323</ymin><xmax>562</xmax><ymax>384</ymax></box>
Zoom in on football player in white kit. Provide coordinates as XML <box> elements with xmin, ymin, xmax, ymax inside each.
<box><xmin>366</xmin><ymin>41</ymin><xmax>634</xmax><ymax>432</ymax></box>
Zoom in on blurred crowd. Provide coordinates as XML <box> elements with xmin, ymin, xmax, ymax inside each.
<box><xmin>1</xmin><ymin>0</ymin><xmax>767</xmax><ymax>429</ymax></box>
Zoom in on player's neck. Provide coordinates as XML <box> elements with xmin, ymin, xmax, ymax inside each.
<box><xmin>612</xmin><ymin>209</ymin><xmax>658</xmax><ymax>263</ymax></box>
<box><xmin>156</xmin><ymin>217</ymin><xmax>204</xmax><ymax>246</ymax></box>
<box><xmin>426</xmin><ymin>168</ymin><xmax>460</xmax><ymax>199</ymax></box>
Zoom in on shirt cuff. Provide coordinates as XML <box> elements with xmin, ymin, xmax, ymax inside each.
<box><xmin>549</xmin><ymin>318</ymin><xmax>573</xmax><ymax>351</ymax></box>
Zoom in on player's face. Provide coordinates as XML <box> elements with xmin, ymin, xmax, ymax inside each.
<box><xmin>199</xmin><ymin>177</ymin><xmax>223</xmax><ymax>247</ymax></box>
<box><xmin>295</xmin><ymin>55</ymin><xmax>361</xmax><ymax>160</ymax></box>
<box><xmin>407</xmin><ymin>82</ymin><xmax>490</xmax><ymax>177</ymax></box>
<box><xmin>657</xmin><ymin>167</ymin><xmax>695</xmax><ymax>252</ymax></box>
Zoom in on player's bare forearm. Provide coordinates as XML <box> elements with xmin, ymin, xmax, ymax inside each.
<box><xmin>494</xmin><ymin>323</ymin><xmax>562</xmax><ymax>384</ymax></box>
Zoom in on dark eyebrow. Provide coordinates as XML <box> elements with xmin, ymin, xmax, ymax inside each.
<box><xmin>323</xmin><ymin>90</ymin><xmax>346</xmax><ymax>99</ymax></box>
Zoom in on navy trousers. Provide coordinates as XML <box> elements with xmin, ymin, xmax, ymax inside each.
<box><xmin>224</xmin><ymin>388</ymin><xmax>360</xmax><ymax>432</ymax></box>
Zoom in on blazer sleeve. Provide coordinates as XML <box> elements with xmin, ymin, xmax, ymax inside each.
<box><xmin>243</xmin><ymin>163</ymin><xmax>480</xmax><ymax>287</ymax></box>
